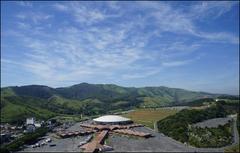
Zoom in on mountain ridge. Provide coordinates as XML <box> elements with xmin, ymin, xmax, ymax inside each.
<box><xmin>1</xmin><ymin>83</ymin><xmax>237</xmax><ymax>124</ymax></box>
<box><xmin>2</xmin><ymin>82</ymin><xmax>226</xmax><ymax>95</ymax></box>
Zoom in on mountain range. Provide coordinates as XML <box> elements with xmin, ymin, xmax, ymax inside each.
<box><xmin>0</xmin><ymin>83</ymin><xmax>225</xmax><ymax>124</ymax></box>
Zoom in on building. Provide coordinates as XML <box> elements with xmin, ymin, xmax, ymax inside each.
<box><xmin>26</xmin><ymin>117</ymin><xmax>35</xmax><ymax>125</ymax></box>
<box><xmin>93</xmin><ymin>115</ymin><xmax>133</xmax><ymax>125</ymax></box>
<box><xmin>26</xmin><ymin>124</ymin><xmax>36</xmax><ymax>133</ymax></box>
<box><xmin>0</xmin><ymin>133</ymin><xmax>11</xmax><ymax>144</ymax></box>
<box><xmin>80</xmin><ymin>115</ymin><xmax>151</xmax><ymax>152</ymax></box>
<box><xmin>25</xmin><ymin>117</ymin><xmax>42</xmax><ymax>133</ymax></box>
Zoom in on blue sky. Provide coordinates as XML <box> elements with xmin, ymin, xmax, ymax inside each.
<box><xmin>1</xmin><ymin>1</ymin><xmax>239</xmax><ymax>94</ymax></box>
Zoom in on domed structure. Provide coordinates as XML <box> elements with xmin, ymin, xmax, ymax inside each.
<box><xmin>93</xmin><ymin>115</ymin><xmax>132</xmax><ymax>125</ymax></box>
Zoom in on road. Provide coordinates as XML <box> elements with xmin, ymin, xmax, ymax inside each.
<box><xmin>193</xmin><ymin>117</ymin><xmax>232</xmax><ymax>128</ymax></box>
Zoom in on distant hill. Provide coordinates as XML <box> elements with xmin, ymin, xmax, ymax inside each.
<box><xmin>1</xmin><ymin>83</ymin><xmax>231</xmax><ymax>124</ymax></box>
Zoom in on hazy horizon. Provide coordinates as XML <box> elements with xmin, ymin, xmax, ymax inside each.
<box><xmin>1</xmin><ymin>1</ymin><xmax>239</xmax><ymax>95</ymax></box>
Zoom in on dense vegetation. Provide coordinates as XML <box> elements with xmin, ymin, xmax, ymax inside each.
<box><xmin>0</xmin><ymin>127</ymin><xmax>49</xmax><ymax>153</ymax></box>
<box><xmin>1</xmin><ymin>83</ymin><xmax>219</xmax><ymax>123</ymax></box>
<box><xmin>217</xmin><ymin>95</ymin><xmax>239</xmax><ymax>100</ymax></box>
<box><xmin>172</xmin><ymin>98</ymin><xmax>215</xmax><ymax>107</ymax></box>
<box><xmin>189</xmin><ymin>122</ymin><xmax>232</xmax><ymax>147</ymax></box>
<box><xmin>157</xmin><ymin>103</ymin><xmax>227</xmax><ymax>143</ymax></box>
<box><xmin>217</xmin><ymin>100</ymin><xmax>239</xmax><ymax>115</ymax></box>
<box><xmin>1</xmin><ymin>96</ymin><xmax>56</xmax><ymax>124</ymax></box>
<box><xmin>157</xmin><ymin>100</ymin><xmax>239</xmax><ymax>147</ymax></box>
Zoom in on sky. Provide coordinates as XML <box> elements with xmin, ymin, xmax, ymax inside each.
<box><xmin>1</xmin><ymin>1</ymin><xmax>239</xmax><ymax>95</ymax></box>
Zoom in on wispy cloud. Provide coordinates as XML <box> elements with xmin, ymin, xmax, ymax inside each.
<box><xmin>141</xmin><ymin>1</ymin><xmax>239</xmax><ymax>44</ymax></box>
<box><xmin>190</xmin><ymin>1</ymin><xmax>238</xmax><ymax>19</ymax></box>
<box><xmin>16</xmin><ymin>12</ymin><xmax>53</xmax><ymax>24</ymax></box>
<box><xmin>2</xmin><ymin>1</ymin><xmax>239</xmax><ymax>87</ymax></box>
<box><xmin>193</xmin><ymin>31</ymin><xmax>239</xmax><ymax>44</ymax></box>
<box><xmin>122</xmin><ymin>68</ymin><xmax>161</xmax><ymax>79</ymax></box>
<box><xmin>16</xmin><ymin>1</ymin><xmax>33</xmax><ymax>7</ymax></box>
<box><xmin>162</xmin><ymin>59</ymin><xmax>195</xmax><ymax>67</ymax></box>
<box><xmin>54</xmin><ymin>2</ymin><xmax>122</xmax><ymax>25</ymax></box>
<box><xmin>53</xmin><ymin>3</ymin><xmax>69</xmax><ymax>11</ymax></box>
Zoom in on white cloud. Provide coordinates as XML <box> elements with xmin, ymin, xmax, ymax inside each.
<box><xmin>193</xmin><ymin>31</ymin><xmax>239</xmax><ymax>44</ymax></box>
<box><xmin>16</xmin><ymin>12</ymin><xmax>53</xmax><ymax>24</ymax></box>
<box><xmin>161</xmin><ymin>53</ymin><xmax>203</xmax><ymax>67</ymax></box>
<box><xmin>53</xmin><ymin>3</ymin><xmax>69</xmax><ymax>11</ymax></box>
<box><xmin>17</xmin><ymin>22</ymin><xmax>31</xmax><ymax>30</ymax></box>
<box><xmin>162</xmin><ymin>60</ymin><xmax>193</xmax><ymax>67</ymax></box>
<box><xmin>190</xmin><ymin>1</ymin><xmax>238</xmax><ymax>19</ymax></box>
<box><xmin>17</xmin><ymin>1</ymin><xmax>33</xmax><ymax>7</ymax></box>
<box><xmin>53</xmin><ymin>2</ymin><xmax>123</xmax><ymax>25</ymax></box>
<box><xmin>7</xmin><ymin>24</ymin><xmax>148</xmax><ymax>83</ymax></box>
<box><xmin>136</xmin><ymin>1</ymin><xmax>239</xmax><ymax>44</ymax></box>
<box><xmin>16</xmin><ymin>14</ymin><xmax>27</xmax><ymax>20</ymax></box>
<box><xmin>2</xmin><ymin>1</ymin><xmax>239</xmax><ymax>86</ymax></box>
<box><xmin>122</xmin><ymin>68</ymin><xmax>161</xmax><ymax>79</ymax></box>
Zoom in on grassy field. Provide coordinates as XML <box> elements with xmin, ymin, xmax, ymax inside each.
<box><xmin>123</xmin><ymin>108</ymin><xmax>179</xmax><ymax>129</ymax></box>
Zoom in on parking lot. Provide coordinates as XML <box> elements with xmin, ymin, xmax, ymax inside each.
<box><xmin>21</xmin><ymin>122</ymin><xmax>89</xmax><ymax>152</ymax></box>
<box><xmin>20</xmin><ymin>121</ymin><xmax>232</xmax><ymax>152</ymax></box>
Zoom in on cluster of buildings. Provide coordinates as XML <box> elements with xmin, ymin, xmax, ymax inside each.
<box><xmin>2</xmin><ymin>115</ymin><xmax>152</xmax><ymax>153</ymax></box>
<box><xmin>1</xmin><ymin>117</ymin><xmax>52</xmax><ymax>145</ymax></box>
<box><xmin>0</xmin><ymin>124</ymin><xmax>23</xmax><ymax>144</ymax></box>
<box><xmin>78</xmin><ymin>115</ymin><xmax>152</xmax><ymax>153</ymax></box>
<box><xmin>25</xmin><ymin>117</ymin><xmax>43</xmax><ymax>133</ymax></box>
<box><xmin>57</xmin><ymin>130</ymin><xmax>94</xmax><ymax>138</ymax></box>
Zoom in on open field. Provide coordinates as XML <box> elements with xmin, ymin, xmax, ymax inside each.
<box><xmin>123</xmin><ymin>108</ymin><xmax>179</xmax><ymax>129</ymax></box>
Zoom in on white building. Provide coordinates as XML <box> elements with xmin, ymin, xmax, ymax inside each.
<box><xmin>26</xmin><ymin>124</ymin><xmax>36</xmax><ymax>133</ymax></box>
<box><xmin>93</xmin><ymin>115</ymin><xmax>133</xmax><ymax>125</ymax></box>
<box><xmin>26</xmin><ymin>117</ymin><xmax>35</xmax><ymax>125</ymax></box>
<box><xmin>26</xmin><ymin>117</ymin><xmax>42</xmax><ymax>133</ymax></box>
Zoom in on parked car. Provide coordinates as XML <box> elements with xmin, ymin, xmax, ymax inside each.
<box><xmin>40</xmin><ymin>142</ymin><xmax>46</xmax><ymax>146</ymax></box>
<box><xmin>49</xmin><ymin>144</ymin><xmax>56</xmax><ymax>147</ymax></box>
<box><xmin>35</xmin><ymin>143</ymin><xmax>40</xmax><ymax>147</ymax></box>
<box><xmin>45</xmin><ymin>138</ymin><xmax>52</xmax><ymax>143</ymax></box>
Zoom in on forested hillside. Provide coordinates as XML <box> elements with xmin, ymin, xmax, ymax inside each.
<box><xmin>0</xmin><ymin>83</ymin><xmax>231</xmax><ymax>123</ymax></box>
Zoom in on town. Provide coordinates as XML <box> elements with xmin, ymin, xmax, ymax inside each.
<box><xmin>1</xmin><ymin>98</ymin><xmax>239</xmax><ymax>153</ymax></box>
<box><xmin>1</xmin><ymin>117</ymin><xmax>54</xmax><ymax>145</ymax></box>
<box><xmin>1</xmin><ymin>1</ymin><xmax>239</xmax><ymax>153</ymax></box>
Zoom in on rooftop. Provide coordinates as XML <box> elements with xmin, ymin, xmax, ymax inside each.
<box><xmin>93</xmin><ymin>115</ymin><xmax>131</xmax><ymax>123</ymax></box>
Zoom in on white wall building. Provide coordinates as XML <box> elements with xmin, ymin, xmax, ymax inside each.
<box><xmin>93</xmin><ymin>115</ymin><xmax>133</xmax><ymax>125</ymax></box>
<box><xmin>25</xmin><ymin>117</ymin><xmax>42</xmax><ymax>133</ymax></box>
<box><xmin>26</xmin><ymin>117</ymin><xmax>35</xmax><ymax>125</ymax></box>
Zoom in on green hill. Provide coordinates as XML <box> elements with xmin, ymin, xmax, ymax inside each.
<box><xmin>1</xmin><ymin>83</ymin><xmax>229</xmax><ymax>123</ymax></box>
<box><xmin>1</xmin><ymin>95</ymin><xmax>55</xmax><ymax>124</ymax></box>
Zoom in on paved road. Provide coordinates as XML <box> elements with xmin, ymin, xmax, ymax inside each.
<box><xmin>193</xmin><ymin>117</ymin><xmax>232</xmax><ymax>128</ymax></box>
<box><xmin>20</xmin><ymin>122</ymin><xmax>88</xmax><ymax>152</ymax></box>
<box><xmin>226</xmin><ymin>116</ymin><xmax>239</xmax><ymax>147</ymax></box>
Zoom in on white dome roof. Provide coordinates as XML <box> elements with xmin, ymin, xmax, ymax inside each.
<box><xmin>93</xmin><ymin>115</ymin><xmax>131</xmax><ymax>123</ymax></box>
